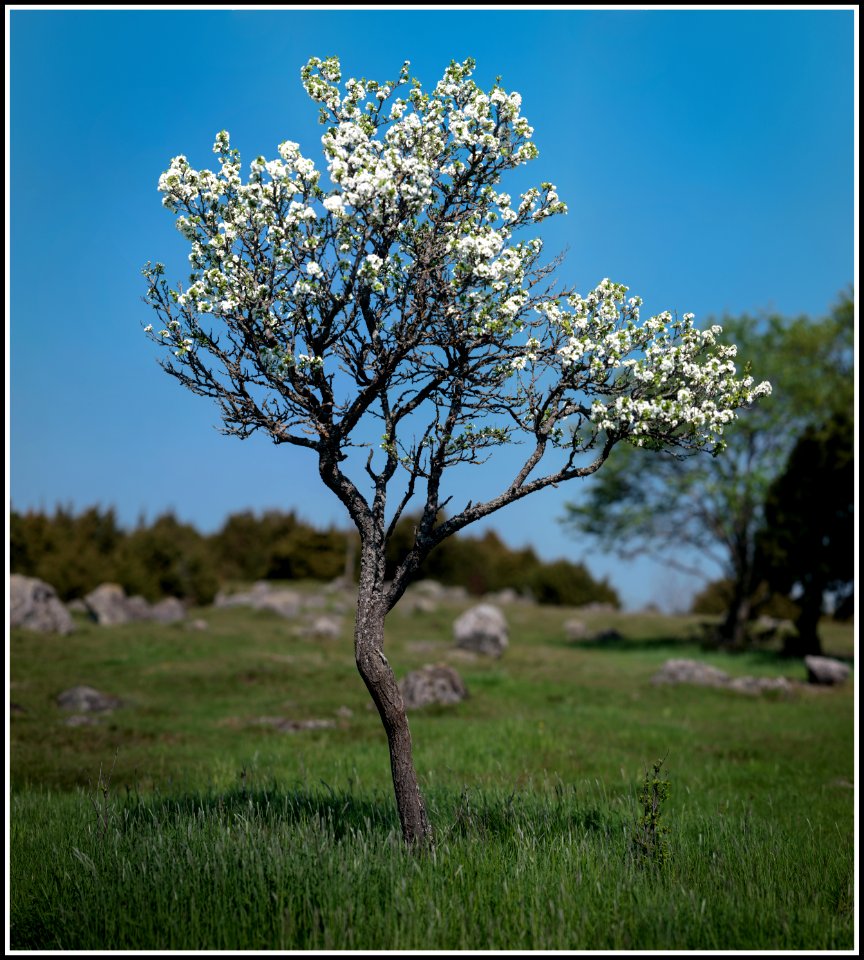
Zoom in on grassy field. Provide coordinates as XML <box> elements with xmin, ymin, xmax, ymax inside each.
<box><xmin>8</xmin><ymin>588</ymin><xmax>856</xmax><ymax>950</ymax></box>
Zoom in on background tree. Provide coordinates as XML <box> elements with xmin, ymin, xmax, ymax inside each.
<box><xmin>116</xmin><ymin>512</ymin><xmax>220</xmax><ymax>605</ymax></box>
<box><xmin>755</xmin><ymin>409</ymin><xmax>854</xmax><ymax>657</ymax></box>
<box><xmin>11</xmin><ymin>505</ymin><xmax>124</xmax><ymax>601</ymax></box>
<box><xmin>143</xmin><ymin>55</ymin><xmax>769</xmax><ymax>845</ymax></box>
<box><xmin>562</xmin><ymin>294</ymin><xmax>853</xmax><ymax>647</ymax></box>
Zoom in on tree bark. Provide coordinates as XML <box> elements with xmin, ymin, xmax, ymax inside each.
<box><xmin>354</xmin><ymin>548</ymin><xmax>431</xmax><ymax>847</ymax></box>
<box><xmin>783</xmin><ymin>582</ymin><xmax>824</xmax><ymax>658</ymax></box>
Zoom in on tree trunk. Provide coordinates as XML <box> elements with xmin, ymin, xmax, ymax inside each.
<box><xmin>354</xmin><ymin>552</ymin><xmax>431</xmax><ymax>848</ymax></box>
<box><xmin>783</xmin><ymin>583</ymin><xmax>824</xmax><ymax>658</ymax></box>
<box><xmin>719</xmin><ymin>590</ymin><xmax>752</xmax><ymax>648</ymax></box>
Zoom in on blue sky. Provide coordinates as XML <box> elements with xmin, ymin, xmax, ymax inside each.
<box><xmin>8</xmin><ymin>8</ymin><xmax>855</xmax><ymax>611</ymax></box>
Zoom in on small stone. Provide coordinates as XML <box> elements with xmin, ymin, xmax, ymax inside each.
<box><xmin>56</xmin><ymin>685</ymin><xmax>122</xmax><ymax>713</ymax></box>
<box><xmin>400</xmin><ymin>664</ymin><xmax>469</xmax><ymax>710</ymax></box>
<box><xmin>564</xmin><ymin>618</ymin><xmax>588</xmax><ymax>642</ymax></box>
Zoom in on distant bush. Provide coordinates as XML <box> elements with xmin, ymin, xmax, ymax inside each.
<box><xmin>11</xmin><ymin>506</ymin><xmax>124</xmax><ymax>601</ymax></box>
<box><xmin>115</xmin><ymin>514</ymin><xmax>220</xmax><ymax>605</ymax></box>
<box><xmin>528</xmin><ymin>559</ymin><xmax>619</xmax><ymax>608</ymax></box>
<box><xmin>11</xmin><ymin>505</ymin><xmax>618</xmax><ymax>607</ymax></box>
<box><xmin>385</xmin><ymin>514</ymin><xmax>619</xmax><ymax>606</ymax></box>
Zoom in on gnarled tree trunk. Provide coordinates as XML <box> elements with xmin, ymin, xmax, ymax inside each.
<box><xmin>354</xmin><ymin>545</ymin><xmax>431</xmax><ymax>847</ymax></box>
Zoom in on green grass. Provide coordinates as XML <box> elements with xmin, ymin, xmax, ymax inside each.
<box><xmin>9</xmin><ymin>594</ymin><xmax>856</xmax><ymax>950</ymax></box>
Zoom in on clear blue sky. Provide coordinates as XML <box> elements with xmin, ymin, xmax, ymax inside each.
<box><xmin>8</xmin><ymin>8</ymin><xmax>855</xmax><ymax>611</ymax></box>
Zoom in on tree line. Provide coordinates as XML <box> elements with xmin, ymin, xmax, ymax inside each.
<box><xmin>10</xmin><ymin>505</ymin><xmax>620</xmax><ymax>610</ymax></box>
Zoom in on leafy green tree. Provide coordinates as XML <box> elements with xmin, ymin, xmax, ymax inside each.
<box><xmin>117</xmin><ymin>513</ymin><xmax>219</xmax><ymax>604</ymax></box>
<box><xmin>756</xmin><ymin>410</ymin><xmax>854</xmax><ymax>656</ymax></box>
<box><xmin>563</xmin><ymin>293</ymin><xmax>853</xmax><ymax>647</ymax></box>
<box><xmin>11</xmin><ymin>505</ymin><xmax>124</xmax><ymax>601</ymax></box>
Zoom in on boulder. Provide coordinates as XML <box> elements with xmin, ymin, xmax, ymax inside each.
<box><xmin>400</xmin><ymin>664</ymin><xmax>469</xmax><ymax>710</ymax></box>
<box><xmin>303</xmin><ymin>615</ymin><xmax>343</xmax><ymax>640</ymax></box>
<box><xmin>402</xmin><ymin>594</ymin><xmax>438</xmax><ymax>615</ymax></box>
<box><xmin>10</xmin><ymin>574</ymin><xmax>75</xmax><ymax>635</ymax></box>
<box><xmin>84</xmin><ymin>583</ymin><xmax>135</xmax><ymax>625</ymax></box>
<box><xmin>214</xmin><ymin>582</ymin><xmax>302</xmax><ymax>618</ymax></box>
<box><xmin>653</xmin><ymin>658</ymin><xmax>798</xmax><ymax>698</ymax></box>
<box><xmin>564</xmin><ymin>618</ymin><xmax>588</xmax><ymax>642</ymax></box>
<box><xmin>412</xmin><ymin>579</ymin><xmax>446</xmax><ymax>599</ymax></box>
<box><xmin>728</xmin><ymin>675</ymin><xmax>795</xmax><ymax>697</ymax></box>
<box><xmin>150</xmin><ymin>597</ymin><xmax>186</xmax><ymax>623</ymax></box>
<box><xmin>453</xmin><ymin>603</ymin><xmax>508</xmax><ymax>657</ymax></box>
<box><xmin>126</xmin><ymin>595</ymin><xmax>154</xmax><ymax>621</ymax></box>
<box><xmin>485</xmin><ymin>588</ymin><xmax>521</xmax><ymax>605</ymax></box>
<box><xmin>652</xmin><ymin>659</ymin><xmax>731</xmax><ymax>688</ymax></box>
<box><xmin>804</xmin><ymin>655</ymin><xmax>850</xmax><ymax>686</ymax></box>
<box><xmin>56</xmin><ymin>685</ymin><xmax>122</xmax><ymax>713</ymax></box>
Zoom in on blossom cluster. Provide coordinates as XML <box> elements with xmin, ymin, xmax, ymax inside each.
<box><xmin>508</xmin><ymin>278</ymin><xmax>772</xmax><ymax>450</ymax></box>
<box><xmin>147</xmin><ymin>55</ymin><xmax>770</xmax><ymax>460</ymax></box>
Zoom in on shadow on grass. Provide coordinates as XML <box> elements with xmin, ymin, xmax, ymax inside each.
<box><xmin>107</xmin><ymin>780</ymin><xmax>630</xmax><ymax>845</ymax></box>
<box><xmin>116</xmin><ymin>781</ymin><xmax>402</xmax><ymax>839</ymax></box>
<box><xmin>565</xmin><ymin>631</ymin><xmax>842</xmax><ymax>670</ymax></box>
<box><xmin>566</xmin><ymin>633</ymin><xmax>705</xmax><ymax>654</ymax></box>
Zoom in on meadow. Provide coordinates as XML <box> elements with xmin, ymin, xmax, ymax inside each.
<box><xmin>9</xmin><ymin>588</ymin><xmax>856</xmax><ymax>951</ymax></box>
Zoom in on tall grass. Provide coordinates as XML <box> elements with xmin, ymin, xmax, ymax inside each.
<box><xmin>10</xmin><ymin>779</ymin><xmax>853</xmax><ymax>951</ymax></box>
<box><xmin>9</xmin><ymin>599</ymin><xmax>855</xmax><ymax>950</ymax></box>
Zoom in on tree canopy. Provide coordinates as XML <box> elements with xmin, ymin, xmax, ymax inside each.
<box><xmin>143</xmin><ymin>54</ymin><xmax>772</xmax><ymax>844</ymax></box>
<box><xmin>756</xmin><ymin>408</ymin><xmax>854</xmax><ymax>655</ymax></box>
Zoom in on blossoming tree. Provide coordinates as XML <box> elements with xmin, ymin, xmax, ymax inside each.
<box><xmin>143</xmin><ymin>55</ymin><xmax>771</xmax><ymax>846</ymax></box>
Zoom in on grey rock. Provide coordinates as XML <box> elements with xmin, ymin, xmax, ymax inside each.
<box><xmin>402</xmin><ymin>594</ymin><xmax>438</xmax><ymax>615</ymax></box>
<box><xmin>453</xmin><ymin>603</ymin><xmax>508</xmax><ymax>657</ymax></box>
<box><xmin>728</xmin><ymin>675</ymin><xmax>795</xmax><ymax>696</ymax></box>
<box><xmin>126</xmin><ymin>595</ymin><xmax>154</xmax><ymax>621</ymax></box>
<box><xmin>66</xmin><ymin>598</ymin><xmax>88</xmax><ymax>614</ymax></box>
<box><xmin>56</xmin><ymin>685</ymin><xmax>122</xmax><ymax>713</ymax></box>
<box><xmin>412</xmin><ymin>579</ymin><xmax>446</xmax><ymax>598</ymax></box>
<box><xmin>805</xmin><ymin>655</ymin><xmax>850</xmax><ymax>686</ymax></box>
<box><xmin>400</xmin><ymin>664</ymin><xmax>469</xmax><ymax>710</ymax></box>
<box><xmin>564</xmin><ymin>618</ymin><xmax>588</xmax><ymax>642</ymax></box>
<box><xmin>150</xmin><ymin>597</ymin><xmax>186</xmax><ymax>623</ymax></box>
<box><xmin>11</xmin><ymin>574</ymin><xmax>75</xmax><ymax>635</ymax></box>
<box><xmin>485</xmin><ymin>588</ymin><xmax>521</xmax><ymax>605</ymax></box>
<box><xmin>303</xmin><ymin>615</ymin><xmax>343</xmax><ymax>640</ymax></box>
<box><xmin>443</xmin><ymin>584</ymin><xmax>469</xmax><ymax>602</ymax></box>
<box><xmin>215</xmin><ymin>582</ymin><xmax>302</xmax><ymax>618</ymax></box>
<box><xmin>652</xmin><ymin>659</ymin><xmax>731</xmax><ymax>687</ymax></box>
<box><xmin>653</xmin><ymin>658</ymin><xmax>798</xmax><ymax>698</ymax></box>
<box><xmin>84</xmin><ymin>583</ymin><xmax>134</xmax><ymax>626</ymax></box>
<box><xmin>186</xmin><ymin>618</ymin><xmax>209</xmax><ymax>631</ymax></box>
